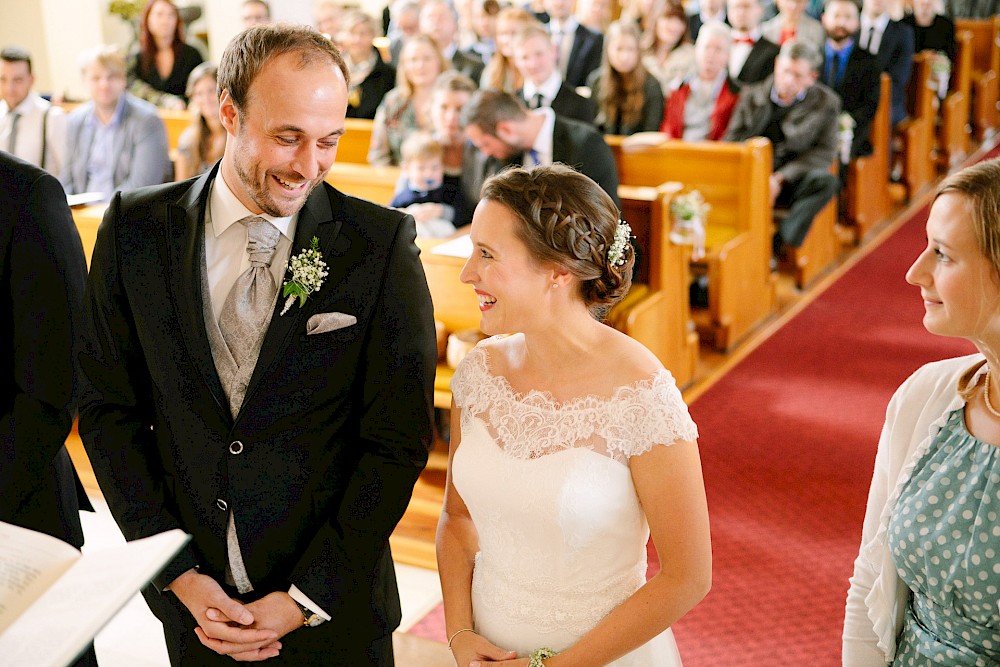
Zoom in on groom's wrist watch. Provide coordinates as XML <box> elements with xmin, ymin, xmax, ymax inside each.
<box><xmin>294</xmin><ymin>601</ymin><xmax>325</xmax><ymax>627</ymax></box>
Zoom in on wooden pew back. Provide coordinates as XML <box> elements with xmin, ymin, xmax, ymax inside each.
<box><xmin>158</xmin><ymin>108</ymin><xmax>193</xmax><ymax>155</ymax></box>
<box><xmin>337</xmin><ymin>118</ymin><xmax>376</xmax><ymax>164</ymax></box>
<box><xmin>324</xmin><ymin>162</ymin><xmax>401</xmax><ymax>205</ymax></box>
<box><xmin>605</xmin><ymin>136</ymin><xmax>775</xmax><ymax>349</ymax></box>
<box><xmin>956</xmin><ymin>16</ymin><xmax>1000</xmax><ymax>76</ymax></box>
<box><xmin>846</xmin><ymin>73</ymin><xmax>893</xmax><ymax>237</ymax></box>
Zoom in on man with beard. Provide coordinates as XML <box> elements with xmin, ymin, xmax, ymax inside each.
<box><xmin>78</xmin><ymin>23</ymin><xmax>436</xmax><ymax>665</ymax></box>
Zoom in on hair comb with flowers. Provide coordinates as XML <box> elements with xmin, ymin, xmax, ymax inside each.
<box><xmin>607</xmin><ymin>219</ymin><xmax>632</xmax><ymax>267</ymax></box>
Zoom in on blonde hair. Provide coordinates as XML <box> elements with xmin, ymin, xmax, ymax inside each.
<box><xmin>78</xmin><ymin>44</ymin><xmax>126</xmax><ymax>78</ymax></box>
<box><xmin>396</xmin><ymin>33</ymin><xmax>447</xmax><ymax>98</ymax></box>
<box><xmin>401</xmin><ymin>131</ymin><xmax>444</xmax><ymax>162</ymax></box>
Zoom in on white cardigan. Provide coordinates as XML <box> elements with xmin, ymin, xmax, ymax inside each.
<box><xmin>842</xmin><ymin>353</ymin><xmax>986</xmax><ymax>666</ymax></box>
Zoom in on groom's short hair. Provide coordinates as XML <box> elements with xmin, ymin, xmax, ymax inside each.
<box><xmin>218</xmin><ymin>23</ymin><xmax>349</xmax><ymax>118</ymax></box>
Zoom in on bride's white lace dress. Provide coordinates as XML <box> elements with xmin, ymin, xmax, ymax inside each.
<box><xmin>451</xmin><ymin>342</ymin><xmax>699</xmax><ymax>665</ymax></box>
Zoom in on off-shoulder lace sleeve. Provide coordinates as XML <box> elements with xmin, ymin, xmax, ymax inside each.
<box><xmin>601</xmin><ymin>370</ymin><xmax>698</xmax><ymax>460</ymax></box>
<box><xmin>450</xmin><ymin>343</ymin><xmax>489</xmax><ymax>409</ymax></box>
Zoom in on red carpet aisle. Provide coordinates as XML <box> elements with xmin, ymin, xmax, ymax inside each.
<box><xmin>670</xmin><ymin>202</ymin><xmax>971</xmax><ymax>665</ymax></box>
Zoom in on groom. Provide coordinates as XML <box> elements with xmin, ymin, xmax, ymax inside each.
<box><xmin>79</xmin><ymin>24</ymin><xmax>436</xmax><ymax>664</ymax></box>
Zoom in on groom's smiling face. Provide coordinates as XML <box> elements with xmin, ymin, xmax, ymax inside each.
<box><xmin>219</xmin><ymin>50</ymin><xmax>348</xmax><ymax>218</ymax></box>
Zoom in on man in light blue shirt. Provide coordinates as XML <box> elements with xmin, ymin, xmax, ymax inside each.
<box><xmin>61</xmin><ymin>45</ymin><xmax>172</xmax><ymax>200</ymax></box>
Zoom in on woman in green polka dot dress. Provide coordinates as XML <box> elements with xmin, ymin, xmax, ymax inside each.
<box><xmin>843</xmin><ymin>158</ymin><xmax>1000</xmax><ymax>666</ymax></box>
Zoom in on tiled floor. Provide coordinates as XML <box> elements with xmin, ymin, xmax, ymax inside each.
<box><xmin>81</xmin><ymin>496</ymin><xmax>444</xmax><ymax>666</ymax></box>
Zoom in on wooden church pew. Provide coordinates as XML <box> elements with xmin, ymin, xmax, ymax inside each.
<box><xmin>844</xmin><ymin>74</ymin><xmax>893</xmax><ymax>241</ymax></box>
<box><xmin>955</xmin><ymin>16</ymin><xmax>1000</xmax><ymax>141</ymax></box>
<box><xmin>939</xmin><ymin>30</ymin><xmax>974</xmax><ymax>169</ymax></box>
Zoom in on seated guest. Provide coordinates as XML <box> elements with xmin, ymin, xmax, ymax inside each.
<box><xmin>62</xmin><ymin>45</ymin><xmax>172</xmax><ymax>198</ymax></box>
<box><xmin>903</xmin><ymin>0</ymin><xmax>956</xmax><ymax>63</ymax></box>
<box><xmin>860</xmin><ymin>0</ymin><xmax>915</xmax><ymax>127</ymax></box>
<box><xmin>760</xmin><ymin>0</ymin><xmax>825</xmax><ymax>49</ymax></box>
<box><xmin>0</xmin><ymin>46</ymin><xmax>66</xmax><ymax>175</ymax></box>
<box><xmin>240</xmin><ymin>0</ymin><xmax>271</xmax><ymax>29</ymax></box>
<box><xmin>420</xmin><ymin>0</ymin><xmax>486</xmax><ymax>84</ymax></box>
<box><xmin>390</xmin><ymin>131</ymin><xmax>467</xmax><ymax>238</ymax></box>
<box><xmin>369</xmin><ymin>34</ymin><xmax>447</xmax><ymax>166</ymax></box>
<box><xmin>727</xmin><ymin>0</ymin><xmax>781</xmax><ymax>86</ymax></box>
<box><xmin>544</xmin><ymin>0</ymin><xmax>604</xmax><ymax>88</ymax></box>
<box><xmin>577</xmin><ymin>0</ymin><xmax>615</xmax><ymax>34</ymax></box>
<box><xmin>127</xmin><ymin>0</ymin><xmax>204</xmax><ymax>110</ymax></box>
<box><xmin>460</xmin><ymin>88</ymin><xmax>620</xmax><ymax>209</ymax></box>
<box><xmin>174</xmin><ymin>63</ymin><xmax>224</xmax><ymax>181</ymax></box>
<box><xmin>468</xmin><ymin>0</ymin><xmax>501</xmax><ymax>65</ymax></box>
<box><xmin>430</xmin><ymin>71</ymin><xmax>478</xmax><ymax>182</ymax></box>
<box><xmin>481</xmin><ymin>6</ymin><xmax>538</xmax><ymax>92</ymax></box>
<box><xmin>642</xmin><ymin>0</ymin><xmax>697</xmax><ymax>94</ymax></box>
<box><xmin>514</xmin><ymin>24</ymin><xmax>597</xmax><ymax>123</ymax></box>
<box><xmin>822</xmin><ymin>0</ymin><xmax>881</xmax><ymax>161</ymax></box>
<box><xmin>724</xmin><ymin>40</ymin><xmax>841</xmax><ymax>258</ymax></box>
<box><xmin>688</xmin><ymin>0</ymin><xmax>728</xmax><ymax>41</ymax></box>
<box><xmin>661</xmin><ymin>21</ymin><xmax>740</xmax><ymax>140</ymax></box>
<box><xmin>387</xmin><ymin>0</ymin><xmax>422</xmax><ymax>67</ymax></box>
<box><xmin>587</xmin><ymin>20</ymin><xmax>665</xmax><ymax>135</ymax></box>
<box><xmin>338</xmin><ymin>9</ymin><xmax>396</xmax><ymax>120</ymax></box>
<box><xmin>314</xmin><ymin>0</ymin><xmax>344</xmax><ymax>39</ymax></box>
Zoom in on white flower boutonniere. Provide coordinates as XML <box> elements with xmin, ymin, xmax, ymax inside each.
<box><xmin>281</xmin><ymin>236</ymin><xmax>328</xmax><ymax>315</ymax></box>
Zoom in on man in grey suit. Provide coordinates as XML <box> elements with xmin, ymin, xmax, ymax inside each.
<box><xmin>78</xmin><ymin>24</ymin><xmax>435</xmax><ymax>664</ymax></box>
<box><xmin>725</xmin><ymin>40</ymin><xmax>840</xmax><ymax>257</ymax></box>
<box><xmin>61</xmin><ymin>44</ymin><xmax>171</xmax><ymax>199</ymax></box>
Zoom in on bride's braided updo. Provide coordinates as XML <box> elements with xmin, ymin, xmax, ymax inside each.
<box><xmin>480</xmin><ymin>164</ymin><xmax>634</xmax><ymax>318</ymax></box>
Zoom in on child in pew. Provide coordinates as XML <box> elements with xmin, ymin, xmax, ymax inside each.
<box><xmin>390</xmin><ymin>132</ymin><xmax>468</xmax><ymax>237</ymax></box>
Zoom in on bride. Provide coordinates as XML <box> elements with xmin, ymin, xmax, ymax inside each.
<box><xmin>436</xmin><ymin>164</ymin><xmax>712</xmax><ymax>667</ymax></box>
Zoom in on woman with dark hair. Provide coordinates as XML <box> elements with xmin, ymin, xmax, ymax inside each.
<box><xmin>437</xmin><ymin>164</ymin><xmax>711</xmax><ymax>667</ymax></box>
<box><xmin>844</xmin><ymin>158</ymin><xmax>1000</xmax><ymax>665</ymax></box>
<box><xmin>127</xmin><ymin>0</ymin><xmax>203</xmax><ymax>110</ymax></box>
<box><xmin>174</xmin><ymin>63</ymin><xmax>225</xmax><ymax>181</ymax></box>
<box><xmin>338</xmin><ymin>8</ymin><xmax>396</xmax><ymax>120</ymax></box>
<box><xmin>641</xmin><ymin>0</ymin><xmax>695</xmax><ymax>94</ymax></box>
<box><xmin>588</xmin><ymin>20</ymin><xmax>665</xmax><ymax>135</ymax></box>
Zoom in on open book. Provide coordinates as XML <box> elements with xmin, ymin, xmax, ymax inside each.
<box><xmin>0</xmin><ymin>521</ymin><xmax>189</xmax><ymax>667</ymax></box>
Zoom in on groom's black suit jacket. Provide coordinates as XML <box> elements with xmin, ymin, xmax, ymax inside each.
<box><xmin>79</xmin><ymin>164</ymin><xmax>436</xmax><ymax>657</ymax></box>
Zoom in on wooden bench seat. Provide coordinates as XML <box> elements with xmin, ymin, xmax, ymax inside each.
<box><xmin>896</xmin><ymin>51</ymin><xmax>938</xmax><ymax>198</ymax></box>
<box><xmin>844</xmin><ymin>74</ymin><xmax>893</xmax><ymax>240</ymax></box>
<box><xmin>324</xmin><ymin>162</ymin><xmax>400</xmax><ymax>205</ymax></box>
<box><xmin>337</xmin><ymin>117</ymin><xmax>376</xmax><ymax>165</ymax></box>
<box><xmin>607</xmin><ymin>136</ymin><xmax>776</xmax><ymax>350</ymax></box>
<box><xmin>955</xmin><ymin>16</ymin><xmax>1000</xmax><ymax>141</ymax></box>
<box><xmin>940</xmin><ymin>31</ymin><xmax>974</xmax><ymax>169</ymax></box>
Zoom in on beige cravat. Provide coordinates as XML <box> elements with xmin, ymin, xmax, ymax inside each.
<box><xmin>216</xmin><ymin>215</ymin><xmax>279</xmax><ymax>593</ymax></box>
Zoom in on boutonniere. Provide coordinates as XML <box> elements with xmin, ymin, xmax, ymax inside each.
<box><xmin>280</xmin><ymin>237</ymin><xmax>328</xmax><ymax>315</ymax></box>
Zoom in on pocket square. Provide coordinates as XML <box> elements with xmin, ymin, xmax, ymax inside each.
<box><xmin>306</xmin><ymin>312</ymin><xmax>357</xmax><ymax>335</ymax></box>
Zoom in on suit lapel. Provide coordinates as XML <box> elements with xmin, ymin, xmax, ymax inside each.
<box><xmin>238</xmin><ymin>185</ymin><xmax>344</xmax><ymax>418</ymax></box>
<box><xmin>166</xmin><ymin>165</ymin><xmax>229</xmax><ymax>415</ymax></box>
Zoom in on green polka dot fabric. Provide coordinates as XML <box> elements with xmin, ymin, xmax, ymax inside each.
<box><xmin>889</xmin><ymin>408</ymin><xmax>1000</xmax><ymax>666</ymax></box>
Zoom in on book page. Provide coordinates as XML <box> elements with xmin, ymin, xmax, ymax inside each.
<box><xmin>0</xmin><ymin>522</ymin><xmax>79</xmax><ymax>635</ymax></box>
<box><xmin>0</xmin><ymin>528</ymin><xmax>189</xmax><ymax>667</ymax></box>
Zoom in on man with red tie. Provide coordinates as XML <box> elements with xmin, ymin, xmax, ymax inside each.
<box><xmin>727</xmin><ymin>0</ymin><xmax>780</xmax><ymax>86</ymax></box>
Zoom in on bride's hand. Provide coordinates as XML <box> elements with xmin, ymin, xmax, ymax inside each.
<box><xmin>471</xmin><ymin>660</ymin><xmax>529</xmax><ymax>666</ymax></box>
<box><xmin>450</xmin><ymin>631</ymin><xmax>518</xmax><ymax>667</ymax></box>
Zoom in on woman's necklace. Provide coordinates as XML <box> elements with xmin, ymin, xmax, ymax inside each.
<box><xmin>984</xmin><ymin>371</ymin><xmax>1000</xmax><ymax>418</ymax></box>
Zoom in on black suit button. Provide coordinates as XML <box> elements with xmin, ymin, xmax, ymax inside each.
<box><xmin>229</xmin><ymin>441</ymin><xmax>244</xmax><ymax>455</ymax></box>
<box><xmin>216</xmin><ymin>499</ymin><xmax>228</xmax><ymax>511</ymax></box>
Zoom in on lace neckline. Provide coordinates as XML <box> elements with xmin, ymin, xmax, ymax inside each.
<box><xmin>472</xmin><ymin>344</ymin><xmax>672</xmax><ymax>411</ymax></box>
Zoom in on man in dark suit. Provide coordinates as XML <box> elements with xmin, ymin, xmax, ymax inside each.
<box><xmin>728</xmin><ymin>0</ymin><xmax>781</xmax><ymax>86</ymax></box>
<box><xmin>420</xmin><ymin>0</ymin><xmax>485</xmax><ymax>83</ymax></box>
<box><xmin>513</xmin><ymin>24</ymin><xmax>597</xmax><ymax>124</ymax></box>
<box><xmin>822</xmin><ymin>0</ymin><xmax>881</xmax><ymax>160</ymax></box>
<box><xmin>544</xmin><ymin>0</ymin><xmax>604</xmax><ymax>89</ymax></box>
<box><xmin>460</xmin><ymin>88</ymin><xmax>620</xmax><ymax>210</ymax></box>
<box><xmin>725</xmin><ymin>41</ymin><xmax>841</xmax><ymax>256</ymax></box>
<box><xmin>78</xmin><ymin>24</ymin><xmax>436</xmax><ymax>665</ymax></box>
<box><xmin>689</xmin><ymin>0</ymin><xmax>729</xmax><ymax>41</ymax></box>
<box><xmin>860</xmin><ymin>0</ymin><xmax>914</xmax><ymax>127</ymax></box>
<box><xmin>0</xmin><ymin>152</ymin><xmax>94</xmax><ymax>665</ymax></box>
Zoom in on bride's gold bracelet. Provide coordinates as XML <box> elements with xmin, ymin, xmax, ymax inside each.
<box><xmin>528</xmin><ymin>647</ymin><xmax>558</xmax><ymax>666</ymax></box>
<box><xmin>447</xmin><ymin>627</ymin><xmax>475</xmax><ymax>650</ymax></box>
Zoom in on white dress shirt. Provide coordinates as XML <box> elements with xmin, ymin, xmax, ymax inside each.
<box><xmin>0</xmin><ymin>94</ymin><xmax>66</xmax><ymax>175</ymax></box>
<box><xmin>525</xmin><ymin>107</ymin><xmax>556</xmax><ymax>167</ymax></box>
<box><xmin>729</xmin><ymin>29</ymin><xmax>761</xmax><ymax>79</ymax></box>
<box><xmin>204</xmin><ymin>168</ymin><xmax>331</xmax><ymax>620</ymax></box>
<box><xmin>522</xmin><ymin>71</ymin><xmax>564</xmax><ymax>109</ymax></box>
<box><xmin>859</xmin><ymin>12</ymin><xmax>891</xmax><ymax>55</ymax></box>
<box><xmin>549</xmin><ymin>17</ymin><xmax>578</xmax><ymax>78</ymax></box>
